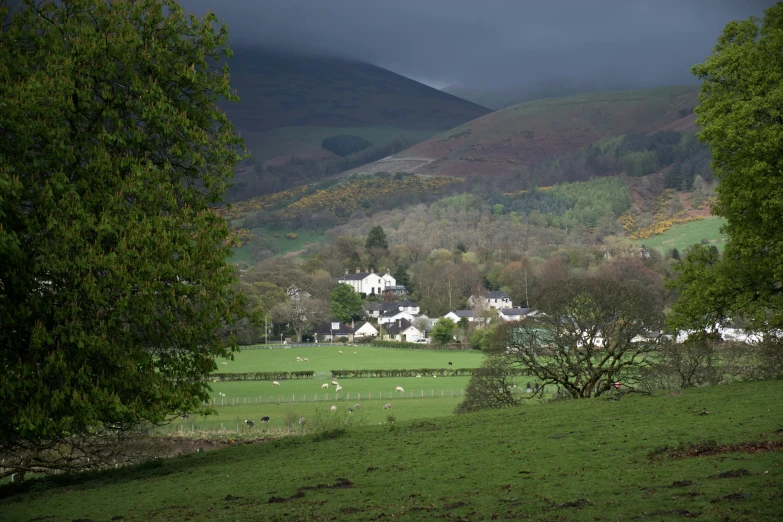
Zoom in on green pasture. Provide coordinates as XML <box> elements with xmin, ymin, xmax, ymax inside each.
<box><xmin>215</xmin><ymin>345</ymin><xmax>485</xmax><ymax>373</ymax></box>
<box><xmin>635</xmin><ymin>217</ymin><xmax>728</xmax><ymax>253</ymax></box>
<box><xmin>164</xmin><ymin>397</ymin><xmax>466</xmax><ymax>435</ymax></box>
<box><xmin>241</xmin><ymin>125</ymin><xmax>439</xmax><ymax>162</ymax></box>
<box><xmin>5</xmin><ymin>380</ymin><xmax>782</xmax><ymax>521</ymax></box>
<box><xmin>230</xmin><ymin>227</ymin><xmax>326</xmax><ymax>263</ymax></box>
<box><xmin>206</xmin><ymin>376</ymin><xmax>473</xmax><ymax>403</ymax></box>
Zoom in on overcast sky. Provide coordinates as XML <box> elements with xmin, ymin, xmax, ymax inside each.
<box><xmin>180</xmin><ymin>0</ymin><xmax>774</xmax><ymax>90</ymax></box>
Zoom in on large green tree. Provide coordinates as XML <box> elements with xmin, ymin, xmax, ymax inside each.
<box><xmin>365</xmin><ymin>225</ymin><xmax>388</xmax><ymax>252</ymax></box>
<box><xmin>670</xmin><ymin>3</ymin><xmax>783</xmax><ymax>333</ymax></box>
<box><xmin>330</xmin><ymin>284</ymin><xmax>363</xmax><ymax>323</ymax></box>
<box><xmin>0</xmin><ymin>0</ymin><xmax>245</xmax><ymax>461</ymax></box>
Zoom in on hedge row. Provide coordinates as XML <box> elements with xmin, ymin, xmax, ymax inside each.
<box><xmin>330</xmin><ymin>368</ymin><xmax>477</xmax><ymax>379</ymax></box>
<box><xmin>370</xmin><ymin>340</ymin><xmax>474</xmax><ymax>351</ymax></box>
<box><xmin>211</xmin><ymin>371</ymin><xmax>314</xmax><ymax>382</ymax></box>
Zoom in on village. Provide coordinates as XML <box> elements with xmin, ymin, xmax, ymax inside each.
<box><xmin>301</xmin><ymin>267</ymin><xmax>534</xmax><ymax>344</ymax></box>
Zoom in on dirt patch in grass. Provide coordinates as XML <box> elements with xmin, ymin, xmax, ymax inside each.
<box><xmin>442</xmin><ymin>501</ymin><xmax>469</xmax><ymax>511</ymax></box>
<box><xmin>647</xmin><ymin>509</ymin><xmax>702</xmax><ymax>518</ymax></box>
<box><xmin>559</xmin><ymin>499</ymin><xmax>593</xmax><ymax>509</ymax></box>
<box><xmin>714</xmin><ymin>469</ymin><xmax>752</xmax><ymax>479</ymax></box>
<box><xmin>648</xmin><ymin>439</ymin><xmax>783</xmax><ymax>460</ymax></box>
<box><xmin>670</xmin><ymin>480</ymin><xmax>695</xmax><ymax>488</ymax></box>
<box><xmin>268</xmin><ymin>478</ymin><xmax>354</xmax><ymax>503</ymax></box>
<box><xmin>711</xmin><ymin>492</ymin><xmax>751</xmax><ymax>503</ymax></box>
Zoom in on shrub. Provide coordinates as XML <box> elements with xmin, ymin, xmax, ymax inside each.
<box><xmin>321</xmin><ymin>135</ymin><xmax>372</xmax><ymax>157</ymax></box>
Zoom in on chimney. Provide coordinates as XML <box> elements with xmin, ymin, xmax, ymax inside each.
<box><xmin>345</xmin><ymin>269</ymin><xmax>348</xmax><ymax>275</ymax></box>
<box><xmin>356</xmin><ymin>267</ymin><xmax>360</xmax><ymax>274</ymax></box>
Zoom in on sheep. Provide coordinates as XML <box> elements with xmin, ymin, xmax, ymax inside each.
<box><xmin>338</xmin><ymin>350</ymin><xmax>343</xmax><ymax>354</ymax></box>
<box><xmin>348</xmin><ymin>408</ymin><xmax>353</xmax><ymax>413</ymax></box>
<box><xmin>298</xmin><ymin>417</ymin><xmax>306</xmax><ymax>425</ymax></box>
<box><xmin>335</xmin><ymin>385</ymin><xmax>343</xmax><ymax>392</ymax></box>
<box><xmin>330</xmin><ymin>405</ymin><xmax>337</xmax><ymax>412</ymax></box>
<box><xmin>383</xmin><ymin>403</ymin><xmax>393</xmax><ymax>409</ymax></box>
<box><xmin>296</xmin><ymin>356</ymin><xmax>302</xmax><ymax>362</ymax></box>
<box><xmin>395</xmin><ymin>386</ymin><xmax>404</xmax><ymax>393</ymax></box>
<box><xmin>272</xmin><ymin>381</ymin><xmax>280</xmax><ymax>386</ymax></box>
<box><xmin>245</xmin><ymin>419</ymin><xmax>256</xmax><ymax>427</ymax></box>
<box><xmin>352</xmin><ymin>404</ymin><xmax>361</xmax><ymax>410</ymax></box>
<box><xmin>354</xmin><ymin>351</ymin><xmax>357</xmax><ymax>355</ymax></box>
<box><xmin>303</xmin><ymin>358</ymin><xmax>309</xmax><ymax>362</ymax></box>
<box><xmin>260</xmin><ymin>416</ymin><xmax>270</xmax><ymax>423</ymax></box>
<box><xmin>331</xmin><ymin>380</ymin><xmax>339</xmax><ymax>385</ymax></box>
<box><xmin>221</xmin><ymin>361</ymin><xmax>228</xmax><ymax>365</ymax></box>
<box><xmin>321</xmin><ymin>383</ymin><xmax>329</xmax><ymax>389</ymax></box>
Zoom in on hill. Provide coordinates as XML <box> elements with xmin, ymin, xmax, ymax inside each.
<box><xmin>392</xmin><ymin>86</ymin><xmax>699</xmax><ymax>180</ymax></box>
<box><xmin>219</xmin><ymin>48</ymin><xmax>491</xmax><ymax>199</ymax></box>
<box><xmin>3</xmin><ymin>380</ymin><xmax>781</xmax><ymax>521</ymax></box>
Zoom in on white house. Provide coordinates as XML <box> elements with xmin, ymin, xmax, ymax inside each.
<box><xmin>498</xmin><ymin>308</ymin><xmax>533</xmax><ymax>321</ymax></box>
<box><xmin>468</xmin><ymin>291</ymin><xmax>513</xmax><ymax>310</ymax></box>
<box><xmin>444</xmin><ymin>310</ymin><xmax>477</xmax><ymax>323</ymax></box>
<box><xmin>385</xmin><ymin>319</ymin><xmax>424</xmax><ymax>342</ymax></box>
<box><xmin>337</xmin><ymin>268</ymin><xmax>396</xmax><ymax>295</ymax></box>
<box><xmin>353</xmin><ymin>321</ymin><xmax>379</xmax><ymax>338</ymax></box>
<box><xmin>363</xmin><ymin>299</ymin><xmax>419</xmax><ymax>318</ymax></box>
<box><xmin>313</xmin><ymin>320</ymin><xmax>355</xmax><ymax>343</ymax></box>
<box><xmin>397</xmin><ymin>299</ymin><xmax>420</xmax><ymax>315</ymax></box>
<box><xmin>378</xmin><ymin>310</ymin><xmax>415</xmax><ymax>326</ymax></box>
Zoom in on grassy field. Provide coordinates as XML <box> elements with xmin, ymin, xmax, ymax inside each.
<box><xmin>215</xmin><ymin>345</ymin><xmax>485</xmax><ymax>373</ymax></box>
<box><xmin>230</xmin><ymin>227</ymin><xmax>327</xmax><ymax>263</ymax></box>
<box><xmin>4</xmin><ymin>379</ymin><xmax>781</xmax><ymax>521</ymax></box>
<box><xmin>635</xmin><ymin>217</ymin><xmax>727</xmax><ymax>253</ymax></box>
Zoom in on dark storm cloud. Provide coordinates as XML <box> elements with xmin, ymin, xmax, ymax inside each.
<box><xmin>180</xmin><ymin>0</ymin><xmax>775</xmax><ymax>89</ymax></box>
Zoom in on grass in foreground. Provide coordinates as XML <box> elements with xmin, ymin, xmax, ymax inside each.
<box><xmin>3</xmin><ymin>380</ymin><xmax>782</xmax><ymax>521</ymax></box>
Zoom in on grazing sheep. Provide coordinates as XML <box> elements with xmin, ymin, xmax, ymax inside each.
<box><xmin>321</xmin><ymin>383</ymin><xmax>329</xmax><ymax>389</ymax></box>
<box><xmin>395</xmin><ymin>386</ymin><xmax>404</xmax><ymax>393</ymax></box>
<box><xmin>299</xmin><ymin>417</ymin><xmax>306</xmax><ymax>425</ymax></box>
<box><xmin>332</xmin><ymin>380</ymin><xmax>339</xmax><ymax>385</ymax></box>
<box><xmin>260</xmin><ymin>416</ymin><xmax>270</xmax><ymax>423</ymax></box>
<box><xmin>348</xmin><ymin>408</ymin><xmax>353</xmax><ymax>413</ymax></box>
<box><xmin>272</xmin><ymin>381</ymin><xmax>280</xmax><ymax>386</ymax></box>
<box><xmin>330</xmin><ymin>405</ymin><xmax>337</xmax><ymax>412</ymax></box>
<box><xmin>383</xmin><ymin>403</ymin><xmax>393</xmax><ymax>409</ymax></box>
<box><xmin>296</xmin><ymin>356</ymin><xmax>302</xmax><ymax>362</ymax></box>
<box><xmin>354</xmin><ymin>351</ymin><xmax>357</xmax><ymax>355</ymax></box>
<box><xmin>303</xmin><ymin>358</ymin><xmax>309</xmax><ymax>362</ymax></box>
<box><xmin>335</xmin><ymin>385</ymin><xmax>343</xmax><ymax>392</ymax></box>
<box><xmin>221</xmin><ymin>361</ymin><xmax>228</xmax><ymax>365</ymax></box>
<box><xmin>182</xmin><ymin>414</ymin><xmax>190</xmax><ymax>420</ymax></box>
<box><xmin>245</xmin><ymin>419</ymin><xmax>255</xmax><ymax>427</ymax></box>
<box><xmin>416</xmin><ymin>374</ymin><xmax>421</xmax><ymax>378</ymax></box>
<box><xmin>353</xmin><ymin>404</ymin><xmax>361</xmax><ymax>410</ymax></box>
<box><xmin>338</xmin><ymin>350</ymin><xmax>343</xmax><ymax>354</ymax></box>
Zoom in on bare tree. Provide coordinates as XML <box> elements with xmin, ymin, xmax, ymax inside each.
<box><xmin>491</xmin><ymin>278</ymin><xmax>664</xmax><ymax>399</ymax></box>
<box><xmin>271</xmin><ymin>296</ymin><xmax>329</xmax><ymax>342</ymax></box>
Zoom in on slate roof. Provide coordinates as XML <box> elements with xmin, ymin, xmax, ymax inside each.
<box><xmin>313</xmin><ymin>322</ymin><xmax>355</xmax><ymax>335</ymax></box>
<box><xmin>380</xmin><ymin>309</ymin><xmax>413</xmax><ymax>319</ymax></box>
<box><xmin>500</xmin><ymin>308</ymin><xmax>531</xmax><ymax>316</ymax></box>
<box><xmin>448</xmin><ymin>310</ymin><xmax>475</xmax><ymax>318</ymax></box>
<box><xmin>338</xmin><ymin>272</ymin><xmax>374</xmax><ymax>281</ymax></box>
<box><xmin>385</xmin><ymin>319</ymin><xmax>418</xmax><ymax>335</ymax></box>
<box><xmin>397</xmin><ymin>299</ymin><xmax>418</xmax><ymax>307</ymax></box>
<box><xmin>353</xmin><ymin>321</ymin><xmax>378</xmax><ymax>332</ymax></box>
<box><xmin>364</xmin><ymin>302</ymin><xmax>400</xmax><ymax>312</ymax></box>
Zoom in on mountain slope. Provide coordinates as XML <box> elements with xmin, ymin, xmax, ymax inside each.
<box><xmin>222</xmin><ymin>48</ymin><xmax>492</xmax><ymax>134</ymax></box>
<box><xmin>396</xmin><ymin>85</ymin><xmax>699</xmax><ymax>179</ymax></box>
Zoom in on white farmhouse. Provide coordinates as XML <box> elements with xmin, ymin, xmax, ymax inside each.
<box><xmin>353</xmin><ymin>321</ymin><xmax>379</xmax><ymax>339</ymax></box>
<box><xmin>498</xmin><ymin>308</ymin><xmax>533</xmax><ymax>321</ymax></box>
<box><xmin>385</xmin><ymin>319</ymin><xmax>424</xmax><ymax>343</ymax></box>
<box><xmin>468</xmin><ymin>291</ymin><xmax>513</xmax><ymax>310</ymax></box>
<box><xmin>337</xmin><ymin>268</ymin><xmax>396</xmax><ymax>296</ymax></box>
<box><xmin>378</xmin><ymin>310</ymin><xmax>416</xmax><ymax>326</ymax></box>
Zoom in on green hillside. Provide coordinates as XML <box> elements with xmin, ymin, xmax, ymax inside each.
<box><xmin>3</xmin><ymin>380</ymin><xmax>781</xmax><ymax>521</ymax></box>
<box><xmin>636</xmin><ymin>217</ymin><xmax>728</xmax><ymax>253</ymax></box>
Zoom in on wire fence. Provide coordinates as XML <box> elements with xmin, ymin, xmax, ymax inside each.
<box><xmin>207</xmin><ymin>388</ymin><xmax>466</xmax><ymax>407</ymax></box>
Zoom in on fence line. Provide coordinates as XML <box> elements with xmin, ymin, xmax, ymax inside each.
<box><xmin>206</xmin><ymin>389</ymin><xmax>467</xmax><ymax>407</ymax></box>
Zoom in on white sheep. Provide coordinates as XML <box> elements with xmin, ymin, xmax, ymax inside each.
<box><xmin>330</xmin><ymin>405</ymin><xmax>337</xmax><ymax>412</ymax></box>
<box><xmin>332</xmin><ymin>380</ymin><xmax>339</xmax><ymax>385</ymax></box>
<box><xmin>321</xmin><ymin>383</ymin><xmax>329</xmax><ymax>389</ymax></box>
<box><xmin>383</xmin><ymin>403</ymin><xmax>392</xmax><ymax>409</ymax></box>
<box><xmin>353</xmin><ymin>404</ymin><xmax>361</xmax><ymax>410</ymax></box>
<box><xmin>221</xmin><ymin>361</ymin><xmax>228</xmax><ymax>365</ymax></box>
<box><xmin>335</xmin><ymin>385</ymin><xmax>343</xmax><ymax>392</ymax></box>
<box><xmin>354</xmin><ymin>351</ymin><xmax>357</xmax><ymax>355</ymax></box>
<box><xmin>338</xmin><ymin>350</ymin><xmax>343</xmax><ymax>354</ymax></box>
<box><xmin>296</xmin><ymin>356</ymin><xmax>302</xmax><ymax>362</ymax></box>
<box><xmin>303</xmin><ymin>358</ymin><xmax>309</xmax><ymax>362</ymax></box>
<box><xmin>272</xmin><ymin>381</ymin><xmax>280</xmax><ymax>386</ymax></box>
<box><xmin>395</xmin><ymin>386</ymin><xmax>404</xmax><ymax>393</ymax></box>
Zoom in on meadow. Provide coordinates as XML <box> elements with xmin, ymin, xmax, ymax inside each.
<box><xmin>230</xmin><ymin>226</ymin><xmax>326</xmax><ymax>262</ymax></box>
<box><xmin>635</xmin><ymin>216</ymin><xmax>727</xmax><ymax>253</ymax></box>
<box><xmin>214</xmin><ymin>345</ymin><xmax>485</xmax><ymax>373</ymax></box>
<box><xmin>4</xmin><ymin>379</ymin><xmax>781</xmax><ymax>521</ymax></box>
